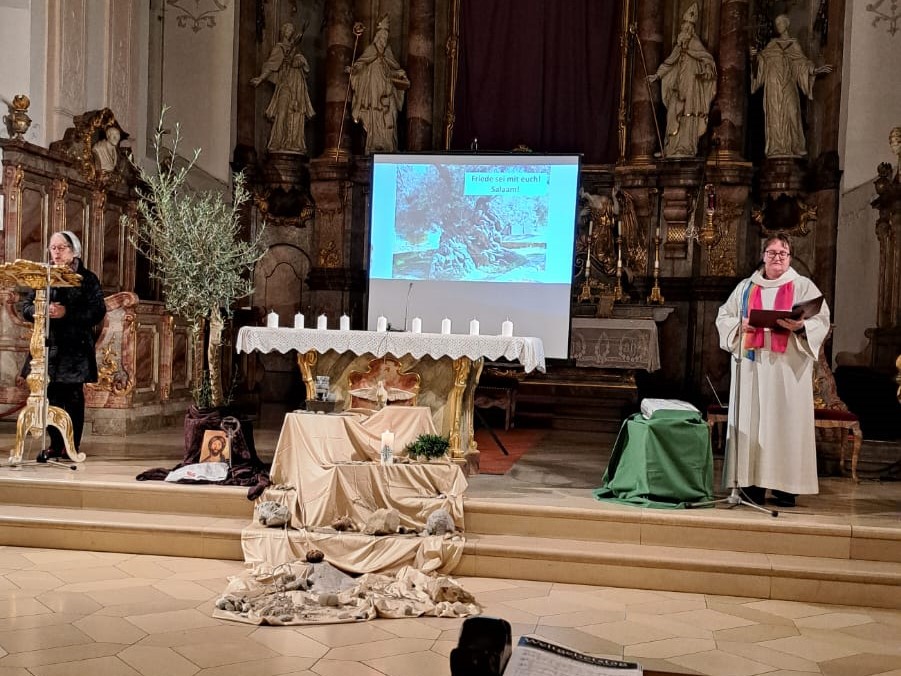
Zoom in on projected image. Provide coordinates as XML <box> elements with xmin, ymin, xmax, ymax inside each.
<box><xmin>391</xmin><ymin>164</ymin><xmax>550</xmax><ymax>282</ymax></box>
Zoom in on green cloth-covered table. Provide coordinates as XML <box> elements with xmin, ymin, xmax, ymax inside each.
<box><xmin>594</xmin><ymin>410</ymin><xmax>714</xmax><ymax>508</ymax></box>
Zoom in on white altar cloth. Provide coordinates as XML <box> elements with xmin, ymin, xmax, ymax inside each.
<box><xmin>236</xmin><ymin>327</ymin><xmax>546</xmax><ymax>373</ymax></box>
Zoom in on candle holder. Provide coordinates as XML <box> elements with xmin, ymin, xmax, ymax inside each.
<box><xmin>578</xmin><ymin>279</ymin><xmax>594</xmax><ymax>303</ymax></box>
<box><xmin>647</xmin><ymin>234</ymin><xmax>664</xmax><ymax>305</ymax></box>
<box><xmin>697</xmin><ymin>183</ymin><xmax>722</xmax><ymax>250</ymax></box>
<box><xmin>613</xmin><ymin>235</ymin><xmax>625</xmax><ymax>302</ymax></box>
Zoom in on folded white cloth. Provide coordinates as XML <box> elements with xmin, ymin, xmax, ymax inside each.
<box><xmin>640</xmin><ymin>398</ymin><xmax>700</xmax><ymax>419</ymax></box>
<box><xmin>165</xmin><ymin>462</ymin><xmax>229</xmax><ymax>482</ymax></box>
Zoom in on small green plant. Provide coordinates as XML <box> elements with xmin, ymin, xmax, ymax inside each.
<box><xmin>404</xmin><ymin>433</ymin><xmax>450</xmax><ymax>460</ymax></box>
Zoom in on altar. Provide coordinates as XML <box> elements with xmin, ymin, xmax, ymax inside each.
<box><xmin>236</xmin><ymin>327</ymin><xmax>546</xmax><ymax>462</ymax></box>
<box><xmin>570</xmin><ymin>317</ymin><xmax>661</xmax><ymax>371</ymax></box>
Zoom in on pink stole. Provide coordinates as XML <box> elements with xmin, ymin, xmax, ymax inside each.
<box><xmin>744</xmin><ymin>281</ymin><xmax>794</xmax><ymax>353</ymax></box>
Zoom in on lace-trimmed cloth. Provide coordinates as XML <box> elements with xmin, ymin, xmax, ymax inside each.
<box><xmin>236</xmin><ymin>327</ymin><xmax>546</xmax><ymax>373</ymax></box>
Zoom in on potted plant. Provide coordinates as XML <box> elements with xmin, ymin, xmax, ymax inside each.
<box><xmin>404</xmin><ymin>433</ymin><xmax>450</xmax><ymax>461</ymax></box>
<box><xmin>125</xmin><ymin>108</ymin><xmax>265</xmax><ymax>415</ymax></box>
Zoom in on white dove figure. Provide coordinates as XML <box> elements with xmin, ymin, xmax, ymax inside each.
<box><xmin>349</xmin><ymin>379</ymin><xmax>416</xmax><ymax>410</ymax></box>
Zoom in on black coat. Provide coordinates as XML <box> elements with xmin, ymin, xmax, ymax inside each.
<box><xmin>22</xmin><ymin>260</ymin><xmax>107</xmax><ymax>384</ymax></box>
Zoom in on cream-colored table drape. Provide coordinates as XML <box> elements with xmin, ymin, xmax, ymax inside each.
<box><xmin>268</xmin><ymin>407</ymin><xmax>467</xmax><ymax>530</ymax></box>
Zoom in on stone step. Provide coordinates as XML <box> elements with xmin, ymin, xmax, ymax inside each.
<box><xmin>3</xmin><ymin>474</ymin><xmax>899</xmax><ymax>609</ymax></box>
<box><xmin>0</xmin><ymin>474</ymin><xmax>255</xmax><ymax>519</ymax></box>
<box><xmin>0</xmin><ymin>504</ymin><xmax>246</xmax><ymax>560</ymax></box>
<box><xmin>454</xmin><ymin>532</ymin><xmax>901</xmax><ymax>610</ymax></box>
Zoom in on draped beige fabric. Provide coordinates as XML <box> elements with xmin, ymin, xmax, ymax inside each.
<box><xmin>242</xmin><ymin>524</ymin><xmax>464</xmax><ymax>574</ymax></box>
<box><xmin>245</xmin><ymin>406</ymin><xmax>467</xmax><ymax>575</ymax></box>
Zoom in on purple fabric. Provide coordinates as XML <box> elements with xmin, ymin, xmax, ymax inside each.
<box><xmin>136</xmin><ymin>406</ymin><xmax>270</xmax><ymax>500</ymax></box>
<box><xmin>451</xmin><ymin>0</ymin><xmax>621</xmax><ymax>164</ymax></box>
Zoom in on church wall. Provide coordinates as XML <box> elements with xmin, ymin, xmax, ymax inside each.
<box><xmin>834</xmin><ymin>182</ymin><xmax>879</xmax><ymax>361</ymax></box>
<box><xmin>0</xmin><ymin>0</ymin><xmax>45</xmax><ymax>147</ymax></box>
<box><xmin>833</xmin><ymin>4</ymin><xmax>900</xmax><ymax>359</ymax></box>
<box><xmin>153</xmin><ymin>0</ymin><xmax>237</xmax><ymax>184</ymax></box>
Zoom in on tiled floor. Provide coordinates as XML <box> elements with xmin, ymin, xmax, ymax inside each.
<box><xmin>2</xmin><ymin>411</ymin><xmax>901</xmax><ymax>675</ymax></box>
<box><xmin>2</xmin><ymin>546</ymin><xmax>901</xmax><ymax>676</ymax></box>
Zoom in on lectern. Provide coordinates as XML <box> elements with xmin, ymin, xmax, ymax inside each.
<box><xmin>0</xmin><ymin>259</ymin><xmax>83</xmax><ymax>464</ymax></box>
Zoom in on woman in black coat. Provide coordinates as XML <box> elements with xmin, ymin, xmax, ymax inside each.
<box><xmin>22</xmin><ymin>231</ymin><xmax>106</xmax><ymax>460</ymax></box>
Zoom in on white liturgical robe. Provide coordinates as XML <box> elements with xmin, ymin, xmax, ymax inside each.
<box><xmin>715</xmin><ymin>267</ymin><xmax>830</xmax><ymax>494</ymax></box>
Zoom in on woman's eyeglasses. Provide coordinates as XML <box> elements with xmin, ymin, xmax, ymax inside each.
<box><xmin>764</xmin><ymin>250</ymin><xmax>790</xmax><ymax>260</ymax></box>
<box><xmin>49</xmin><ymin>245</ymin><xmax>71</xmax><ymax>252</ymax></box>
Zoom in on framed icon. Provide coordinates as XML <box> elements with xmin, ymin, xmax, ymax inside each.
<box><xmin>199</xmin><ymin>430</ymin><xmax>230</xmax><ymax>463</ymax></box>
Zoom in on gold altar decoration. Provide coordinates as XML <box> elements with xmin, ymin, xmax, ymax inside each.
<box><xmin>752</xmin><ymin>196</ymin><xmax>818</xmax><ymax>237</ymax></box>
<box><xmin>0</xmin><ymin>260</ymin><xmax>84</xmax><ymax>464</ymax></box>
<box><xmin>647</xmin><ymin>231</ymin><xmax>664</xmax><ymax>305</ymax></box>
<box><xmin>697</xmin><ymin>183</ymin><xmax>721</xmax><ymax>250</ymax></box>
<box><xmin>3</xmin><ymin>94</ymin><xmax>32</xmax><ymax>139</ymax></box>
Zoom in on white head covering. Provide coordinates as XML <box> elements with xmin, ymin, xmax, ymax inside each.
<box><xmin>59</xmin><ymin>230</ymin><xmax>82</xmax><ymax>258</ymax></box>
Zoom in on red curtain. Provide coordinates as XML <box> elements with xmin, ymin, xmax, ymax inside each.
<box><xmin>451</xmin><ymin>0</ymin><xmax>622</xmax><ymax>165</ymax></box>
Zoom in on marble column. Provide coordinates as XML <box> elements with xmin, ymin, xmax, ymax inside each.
<box><xmin>321</xmin><ymin>0</ymin><xmax>355</xmax><ymax>161</ymax></box>
<box><xmin>406</xmin><ymin>0</ymin><xmax>435</xmax><ymax>151</ymax></box>
<box><xmin>627</xmin><ymin>0</ymin><xmax>663</xmax><ymax>163</ymax></box>
<box><xmin>715</xmin><ymin>0</ymin><xmax>750</xmax><ymax>160</ymax></box>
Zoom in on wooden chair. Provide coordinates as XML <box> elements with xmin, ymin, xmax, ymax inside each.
<box><xmin>707</xmin><ymin>347</ymin><xmax>863</xmax><ymax>481</ymax></box>
<box><xmin>474</xmin><ymin>364</ymin><xmax>522</xmax><ymax>431</ymax></box>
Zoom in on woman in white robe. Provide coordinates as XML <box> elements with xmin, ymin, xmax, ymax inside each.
<box><xmin>715</xmin><ymin>234</ymin><xmax>830</xmax><ymax>506</ymax></box>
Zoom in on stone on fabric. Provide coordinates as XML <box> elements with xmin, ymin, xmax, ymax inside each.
<box><xmin>363</xmin><ymin>508</ymin><xmax>400</xmax><ymax>535</ymax></box>
<box><xmin>257</xmin><ymin>501</ymin><xmax>291</xmax><ymax>527</ymax></box>
<box><xmin>425</xmin><ymin>508</ymin><xmax>456</xmax><ymax>535</ymax></box>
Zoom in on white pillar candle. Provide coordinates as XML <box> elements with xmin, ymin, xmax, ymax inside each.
<box><xmin>266</xmin><ymin>310</ymin><xmax>279</xmax><ymax>328</ymax></box>
<box><xmin>380</xmin><ymin>430</ymin><xmax>395</xmax><ymax>465</ymax></box>
<box><xmin>441</xmin><ymin>318</ymin><xmax>451</xmax><ymax>334</ymax></box>
<box><xmin>376</xmin><ymin>315</ymin><xmax>387</xmax><ymax>332</ymax></box>
<box><xmin>317</xmin><ymin>314</ymin><xmax>327</xmax><ymax>330</ymax></box>
<box><xmin>469</xmin><ymin>319</ymin><xmax>480</xmax><ymax>335</ymax></box>
<box><xmin>501</xmin><ymin>319</ymin><xmax>514</xmax><ymax>337</ymax></box>
<box><xmin>339</xmin><ymin>314</ymin><xmax>350</xmax><ymax>331</ymax></box>
<box><xmin>293</xmin><ymin>312</ymin><xmax>304</xmax><ymax>329</ymax></box>
<box><xmin>411</xmin><ymin>317</ymin><xmax>422</xmax><ymax>333</ymax></box>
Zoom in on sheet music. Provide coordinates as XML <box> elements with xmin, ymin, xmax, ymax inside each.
<box><xmin>503</xmin><ymin>636</ymin><xmax>642</xmax><ymax>676</ymax></box>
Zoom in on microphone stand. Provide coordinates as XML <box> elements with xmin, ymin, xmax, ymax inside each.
<box><xmin>37</xmin><ymin>259</ymin><xmax>77</xmax><ymax>470</ymax></box>
<box><xmin>691</xmin><ymin>319</ymin><xmax>777</xmax><ymax>516</ymax></box>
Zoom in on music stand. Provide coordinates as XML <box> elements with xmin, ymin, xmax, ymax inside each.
<box><xmin>0</xmin><ymin>260</ymin><xmax>83</xmax><ymax>469</ymax></box>
<box><xmin>691</xmin><ymin>333</ymin><xmax>778</xmax><ymax>517</ymax></box>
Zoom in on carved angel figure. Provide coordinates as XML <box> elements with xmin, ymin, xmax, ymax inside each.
<box><xmin>348</xmin><ymin>379</ymin><xmax>416</xmax><ymax>410</ymax></box>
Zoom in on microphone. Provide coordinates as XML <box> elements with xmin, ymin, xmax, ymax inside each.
<box><xmin>403</xmin><ymin>282</ymin><xmax>413</xmax><ymax>331</ymax></box>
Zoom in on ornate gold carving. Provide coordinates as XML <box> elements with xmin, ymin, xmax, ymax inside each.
<box><xmin>90</xmin><ymin>344</ymin><xmax>134</xmax><ymax>395</ymax></box>
<box><xmin>448</xmin><ymin>356</ymin><xmax>471</xmax><ymax>458</ymax></box>
<box><xmin>618</xmin><ymin>189</ymin><xmax>648</xmax><ymax>273</ymax></box>
<box><xmin>253</xmin><ymin>189</ymin><xmax>315</xmax><ymax>228</ymax></box>
<box><xmin>297</xmin><ymin>350</ymin><xmax>318</xmax><ymax>401</ymax></box>
<box><xmin>443</xmin><ymin>0</ymin><xmax>462</xmax><ymax>149</ymax></box>
<box><xmin>707</xmin><ymin>199</ymin><xmax>742</xmax><ymax>277</ymax></box>
<box><xmin>3</xmin><ymin>94</ymin><xmax>32</xmax><ymax>139</ymax></box>
<box><xmin>317</xmin><ymin>240</ymin><xmax>341</xmax><ymax>268</ymax></box>
<box><xmin>752</xmin><ymin>197</ymin><xmax>817</xmax><ymax>237</ymax></box>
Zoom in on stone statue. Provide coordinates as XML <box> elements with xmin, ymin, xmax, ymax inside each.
<box><xmin>92</xmin><ymin>126</ymin><xmax>121</xmax><ymax>173</ymax></box>
<box><xmin>348</xmin><ymin>15</ymin><xmax>410</xmax><ymax>154</ymax></box>
<box><xmin>647</xmin><ymin>3</ymin><xmax>717</xmax><ymax>158</ymax></box>
<box><xmin>751</xmin><ymin>14</ymin><xmax>833</xmax><ymax>158</ymax></box>
<box><xmin>251</xmin><ymin>22</ymin><xmax>315</xmax><ymax>154</ymax></box>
